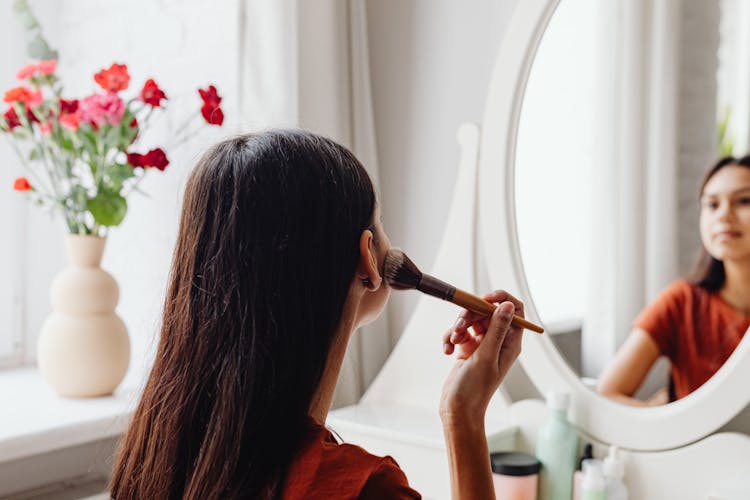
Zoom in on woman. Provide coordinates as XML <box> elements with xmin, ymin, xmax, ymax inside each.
<box><xmin>598</xmin><ymin>156</ymin><xmax>750</xmax><ymax>406</ymax></box>
<box><xmin>109</xmin><ymin>130</ymin><xmax>524</xmax><ymax>499</ymax></box>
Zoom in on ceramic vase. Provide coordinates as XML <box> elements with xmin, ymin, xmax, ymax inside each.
<box><xmin>37</xmin><ymin>234</ymin><xmax>130</xmax><ymax>397</ymax></box>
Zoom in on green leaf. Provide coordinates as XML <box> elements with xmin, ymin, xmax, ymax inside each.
<box><xmin>120</xmin><ymin>110</ymin><xmax>138</xmax><ymax>147</ymax></box>
<box><xmin>106</xmin><ymin>162</ymin><xmax>136</xmax><ymax>192</ymax></box>
<box><xmin>70</xmin><ymin>185</ymin><xmax>88</xmax><ymax>210</ymax></box>
<box><xmin>717</xmin><ymin>106</ymin><xmax>735</xmax><ymax>157</ymax></box>
<box><xmin>80</xmin><ymin>129</ymin><xmax>98</xmax><ymax>157</ymax></box>
<box><xmin>13</xmin><ymin>0</ymin><xmax>59</xmax><ymax>60</ymax></box>
<box><xmin>87</xmin><ymin>191</ymin><xmax>127</xmax><ymax>227</ymax></box>
<box><xmin>13</xmin><ymin>0</ymin><xmax>38</xmax><ymax>29</ymax></box>
<box><xmin>59</xmin><ymin>134</ymin><xmax>75</xmax><ymax>152</ymax></box>
<box><xmin>27</xmin><ymin>36</ymin><xmax>57</xmax><ymax>60</ymax></box>
<box><xmin>103</xmin><ymin>124</ymin><xmax>122</xmax><ymax>148</ymax></box>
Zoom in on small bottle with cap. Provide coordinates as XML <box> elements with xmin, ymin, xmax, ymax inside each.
<box><xmin>603</xmin><ymin>445</ymin><xmax>629</xmax><ymax>500</ymax></box>
<box><xmin>572</xmin><ymin>443</ymin><xmax>594</xmax><ymax>500</ymax></box>
<box><xmin>535</xmin><ymin>391</ymin><xmax>579</xmax><ymax>500</ymax></box>
<box><xmin>580</xmin><ymin>458</ymin><xmax>606</xmax><ymax>500</ymax></box>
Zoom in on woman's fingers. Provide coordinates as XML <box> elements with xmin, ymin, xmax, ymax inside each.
<box><xmin>476</xmin><ymin>301</ymin><xmax>515</xmax><ymax>362</ymax></box>
<box><xmin>442</xmin><ymin>328</ymin><xmax>455</xmax><ymax>354</ymax></box>
<box><xmin>483</xmin><ymin>291</ymin><xmax>525</xmax><ymax>325</ymax></box>
<box><xmin>443</xmin><ymin>290</ymin><xmax>525</xmax><ymax>358</ymax></box>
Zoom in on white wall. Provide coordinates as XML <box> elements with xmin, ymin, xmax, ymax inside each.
<box><xmin>8</xmin><ymin>1</ymin><xmax>239</xmax><ymax>387</ymax></box>
<box><xmin>8</xmin><ymin>0</ymin><xmax>525</xmax><ymax>387</ymax></box>
<box><xmin>366</xmin><ymin>0</ymin><xmax>519</xmax><ymax>342</ymax></box>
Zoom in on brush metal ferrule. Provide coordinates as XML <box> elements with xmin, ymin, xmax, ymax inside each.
<box><xmin>417</xmin><ymin>274</ymin><xmax>456</xmax><ymax>302</ymax></box>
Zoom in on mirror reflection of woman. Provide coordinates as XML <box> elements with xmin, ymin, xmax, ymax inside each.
<box><xmin>598</xmin><ymin>157</ymin><xmax>750</xmax><ymax>406</ymax></box>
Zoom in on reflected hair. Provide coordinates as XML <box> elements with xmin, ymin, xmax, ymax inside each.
<box><xmin>109</xmin><ymin>130</ymin><xmax>376</xmax><ymax>499</ymax></box>
<box><xmin>691</xmin><ymin>155</ymin><xmax>750</xmax><ymax>291</ymax></box>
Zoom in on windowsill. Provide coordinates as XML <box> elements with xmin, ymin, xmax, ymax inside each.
<box><xmin>0</xmin><ymin>366</ymin><xmax>139</xmax><ymax>463</ymax></box>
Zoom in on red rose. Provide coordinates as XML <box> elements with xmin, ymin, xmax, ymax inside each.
<box><xmin>198</xmin><ymin>85</ymin><xmax>221</xmax><ymax>107</ymax></box>
<box><xmin>128</xmin><ymin>148</ymin><xmax>169</xmax><ymax>171</ymax></box>
<box><xmin>127</xmin><ymin>152</ymin><xmax>147</xmax><ymax>168</ymax></box>
<box><xmin>200</xmin><ymin>103</ymin><xmax>224</xmax><ymax>125</ymax></box>
<box><xmin>145</xmin><ymin>148</ymin><xmax>169</xmax><ymax>171</ymax></box>
<box><xmin>140</xmin><ymin>79</ymin><xmax>167</xmax><ymax>107</ymax></box>
<box><xmin>198</xmin><ymin>85</ymin><xmax>223</xmax><ymax>125</ymax></box>
<box><xmin>26</xmin><ymin>108</ymin><xmax>40</xmax><ymax>124</ymax></box>
<box><xmin>94</xmin><ymin>63</ymin><xmax>130</xmax><ymax>92</ymax></box>
<box><xmin>13</xmin><ymin>177</ymin><xmax>32</xmax><ymax>191</ymax></box>
<box><xmin>59</xmin><ymin>98</ymin><xmax>79</xmax><ymax>114</ymax></box>
<box><xmin>2</xmin><ymin>108</ymin><xmax>21</xmax><ymax>130</ymax></box>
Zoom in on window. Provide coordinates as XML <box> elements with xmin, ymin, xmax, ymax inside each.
<box><xmin>0</xmin><ymin>12</ymin><xmax>26</xmax><ymax>366</ymax></box>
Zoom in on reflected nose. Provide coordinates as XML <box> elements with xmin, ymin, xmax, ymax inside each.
<box><xmin>716</xmin><ymin>201</ymin><xmax>734</xmax><ymax>221</ymax></box>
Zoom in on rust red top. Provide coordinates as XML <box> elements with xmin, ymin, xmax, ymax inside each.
<box><xmin>635</xmin><ymin>280</ymin><xmax>750</xmax><ymax>399</ymax></box>
<box><xmin>281</xmin><ymin>418</ymin><xmax>421</xmax><ymax>499</ymax></box>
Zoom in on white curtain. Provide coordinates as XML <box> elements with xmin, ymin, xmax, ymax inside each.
<box><xmin>239</xmin><ymin>0</ymin><xmax>390</xmax><ymax>408</ymax></box>
<box><xmin>583</xmin><ymin>0</ymin><xmax>721</xmax><ymax>389</ymax></box>
<box><xmin>718</xmin><ymin>0</ymin><xmax>750</xmax><ymax>155</ymax></box>
<box><xmin>582</xmin><ymin>0</ymin><xmax>681</xmax><ymax>379</ymax></box>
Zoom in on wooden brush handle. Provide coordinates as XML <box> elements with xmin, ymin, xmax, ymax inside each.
<box><xmin>452</xmin><ymin>289</ymin><xmax>544</xmax><ymax>334</ymax></box>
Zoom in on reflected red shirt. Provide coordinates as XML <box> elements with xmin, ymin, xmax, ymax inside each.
<box><xmin>281</xmin><ymin>418</ymin><xmax>421</xmax><ymax>499</ymax></box>
<box><xmin>634</xmin><ymin>280</ymin><xmax>750</xmax><ymax>399</ymax></box>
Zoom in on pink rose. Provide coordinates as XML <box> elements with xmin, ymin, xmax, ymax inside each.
<box><xmin>37</xmin><ymin>60</ymin><xmax>57</xmax><ymax>75</ymax></box>
<box><xmin>40</xmin><ymin>122</ymin><xmax>53</xmax><ymax>134</ymax></box>
<box><xmin>16</xmin><ymin>64</ymin><xmax>38</xmax><ymax>80</ymax></box>
<box><xmin>79</xmin><ymin>93</ymin><xmax>125</xmax><ymax>126</ymax></box>
<box><xmin>15</xmin><ymin>60</ymin><xmax>57</xmax><ymax>80</ymax></box>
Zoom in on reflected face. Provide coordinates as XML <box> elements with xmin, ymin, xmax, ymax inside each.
<box><xmin>700</xmin><ymin>165</ymin><xmax>750</xmax><ymax>263</ymax></box>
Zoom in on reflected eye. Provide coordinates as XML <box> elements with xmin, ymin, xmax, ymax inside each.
<box><xmin>702</xmin><ymin>200</ymin><xmax>719</xmax><ymax>210</ymax></box>
<box><xmin>738</xmin><ymin>197</ymin><xmax>750</xmax><ymax>205</ymax></box>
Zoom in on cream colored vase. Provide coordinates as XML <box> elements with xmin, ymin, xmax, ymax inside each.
<box><xmin>37</xmin><ymin>234</ymin><xmax>130</xmax><ymax>397</ymax></box>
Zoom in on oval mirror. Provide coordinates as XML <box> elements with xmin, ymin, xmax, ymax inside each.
<box><xmin>479</xmin><ymin>0</ymin><xmax>750</xmax><ymax>450</ymax></box>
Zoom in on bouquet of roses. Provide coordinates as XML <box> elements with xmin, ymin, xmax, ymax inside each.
<box><xmin>1</xmin><ymin>57</ymin><xmax>224</xmax><ymax>235</ymax></box>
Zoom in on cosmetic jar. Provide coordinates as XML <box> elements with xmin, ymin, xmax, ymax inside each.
<box><xmin>490</xmin><ymin>451</ymin><xmax>541</xmax><ymax>500</ymax></box>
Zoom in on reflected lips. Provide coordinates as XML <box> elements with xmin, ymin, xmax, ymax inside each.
<box><xmin>714</xmin><ymin>230</ymin><xmax>742</xmax><ymax>240</ymax></box>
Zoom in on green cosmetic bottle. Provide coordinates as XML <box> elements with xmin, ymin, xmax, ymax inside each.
<box><xmin>535</xmin><ymin>392</ymin><xmax>579</xmax><ymax>500</ymax></box>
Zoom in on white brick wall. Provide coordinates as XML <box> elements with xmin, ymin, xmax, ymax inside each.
<box><xmin>677</xmin><ymin>0</ymin><xmax>720</xmax><ymax>274</ymax></box>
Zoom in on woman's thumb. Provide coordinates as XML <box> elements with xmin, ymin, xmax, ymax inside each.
<box><xmin>477</xmin><ymin>301</ymin><xmax>514</xmax><ymax>360</ymax></box>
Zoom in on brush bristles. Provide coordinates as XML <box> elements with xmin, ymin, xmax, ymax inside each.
<box><xmin>383</xmin><ymin>248</ymin><xmax>422</xmax><ymax>290</ymax></box>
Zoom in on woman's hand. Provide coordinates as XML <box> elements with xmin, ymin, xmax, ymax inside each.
<box><xmin>439</xmin><ymin>290</ymin><xmax>524</xmax><ymax>424</ymax></box>
<box><xmin>439</xmin><ymin>291</ymin><xmax>524</xmax><ymax>500</ymax></box>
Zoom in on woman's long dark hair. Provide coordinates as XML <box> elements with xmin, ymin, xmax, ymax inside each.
<box><xmin>692</xmin><ymin>155</ymin><xmax>750</xmax><ymax>291</ymax></box>
<box><xmin>109</xmin><ymin>130</ymin><xmax>376</xmax><ymax>499</ymax></box>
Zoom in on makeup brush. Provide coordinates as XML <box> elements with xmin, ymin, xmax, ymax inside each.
<box><xmin>383</xmin><ymin>248</ymin><xmax>544</xmax><ymax>334</ymax></box>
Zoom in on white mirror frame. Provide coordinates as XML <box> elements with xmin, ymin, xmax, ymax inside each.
<box><xmin>478</xmin><ymin>0</ymin><xmax>750</xmax><ymax>451</ymax></box>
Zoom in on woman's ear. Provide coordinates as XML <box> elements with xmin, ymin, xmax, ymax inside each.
<box><xmin>357</xmin><ymin>229</ymin><xmax>381</xmax><ymax>290</ymax></box>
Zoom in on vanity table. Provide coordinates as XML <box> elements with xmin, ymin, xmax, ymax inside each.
<box><xmin>329</xmin><ymin>1</ymin><xmax>750</xmax><ymax>498</ymax></box>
